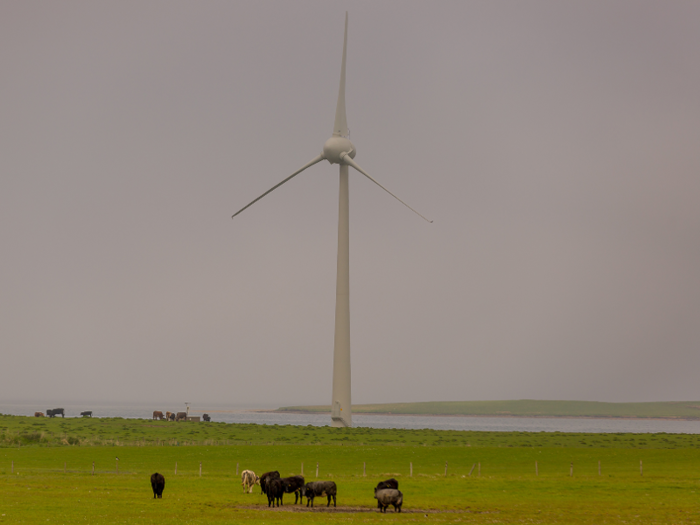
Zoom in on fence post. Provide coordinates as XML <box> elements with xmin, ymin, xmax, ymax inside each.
<box><xmin>469</xmin><ymin>463</ymin><xmax>476</xmax><ymax>476</ymax></box>
<box><xmin>640</xmin><ymin>460</ymin><xmax>643</xmax><ymax>476</ymax></box>
<box><xmin>535</xmin><ymin>461</ymin><xmax>538</xmax><ymax>476</ymax></box>
<box><xmin>363</xmin><ymin>462</ymin><xmax>366</xmax><ymax>477</ymax></box>
<box><xmin>92</xmin><ymin>461</ymin><xmax>95</xmax><ymax>476</ymax></box>
<box><xmin>116</xmin><ymin>458</ymin><xmax>119</xmax><ymax>475</ymax></box>
<box><xmin>199</xmin><ymin>461</ymin><xmax>202</xmax><ymax>477</ymax></box>
<box><xmin>410</xmin><ymin>462</ymin><xmax>413</xmax><ymax>477</ymax></box>
<box><xmin>236</xmin><ymin>463</ymin><xmax>239</xmax><ymax>476</ymax></box>
<box><xmin>570</xmin><ymin>462</ymin><xmax>573</xmax><ymax>477</ymax></box>
<box><xmin>316</xmin><ymin>462</ymin><xmax>319</xmax><ymax>478</ymax></box>
<box><xmin>598</xmin><ymin>460</ymin><xmax>601</xmax><ymax>476</ymax></box>
<box><xmin>444</xmin><ymin>462</ymin><xmax>448</xmax><ymax>477</ymax></box>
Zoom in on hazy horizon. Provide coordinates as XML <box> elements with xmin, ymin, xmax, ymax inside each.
<box><xmin>2</xmin><ymin>2</ymin><xmax>699</xmax><ymax>407</ymax></box>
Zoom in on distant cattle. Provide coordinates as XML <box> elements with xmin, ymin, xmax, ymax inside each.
<box><xmin>259</xmin><ymin>470</ymin><xmax>280</xmax><ymax>495</ymax></box>
<box><xmin>80</xmin><ymin>411</ymin><xmax>92</xmax><ymax>417</ymax></box>
<box><xmin>34</xmin><ymin>412</ymin><xmax>44</xmax><ymax>417</ymax></box>
<box><xmin>165</xmin><ymin>412</ymin><xmax>175</xmax><ymax>421</ymax></box>
<box><xmin>280</xmin><ymin>475</ymin><xmax>305</xmax><ymax>504</ymax></box>
<box><xmin>152</xmin><ymin>411</ymin><xmax>164</xmax><ymax>420</ymax></box>
<box><xmin>202</xmin><ymin>413</ymin><xmax>211</xmax><ymax>422</ymax></box>
<box><xmin>175</xmin><ymin>412</ymin><xmax>187</xmax><ymax>422</ymax></box>
<box><xmin>150</xmin><ymin>472</ymin><xmax>165</xmax><ymax>499</ymax></box>
<box><xmin>375</xmin><ymin>478</ymin><xmax>399</xmax><ymax>491</ymax></box>
<box><xmin>301</xmin><ymin>481</ymin><xmax>337</xmax><ymax>507</ymax></box>
<box><xmin>266</xmin><ymin>478</ymin><xmax>284</xmax><ymax>507</ymax></box>
<box><xmin>46</xmin><ymin>408</ymin><xmax>65</xmax><ymax>418</ymax></box>
<box><xmin>241</xmin><ymin>470</ymin><xmax>259</xmax><ymax>493</ymax></box>
<box><xmin>374</xmin><ymin>488</ymin><xmax>403</xmax><ymax>513</ymax></box>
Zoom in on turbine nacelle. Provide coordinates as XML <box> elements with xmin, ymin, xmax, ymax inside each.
<box><xmin>323</xmin><ymin>136</ymin><xmax>356</xmax><ymax>165</ymax></box>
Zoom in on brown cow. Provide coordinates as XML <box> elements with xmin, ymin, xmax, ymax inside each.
<box><xmin>34</xmin><ymin>412</ymin><xmax>44</xmax><ymax>417</ymax></box>
<box><xmin>152</xmin><ymin>411</ymin><xmax>164</xmax><ymax>420</ymax></box>
<box><xmin>175</xmin><ymin>412</ymin><xmax>187</xmax><ymax>421</ymax></box>
<box><xmin>165</xmin><ymin>411</ymin><xmax>173</xmax><ymax>421</ymax></box>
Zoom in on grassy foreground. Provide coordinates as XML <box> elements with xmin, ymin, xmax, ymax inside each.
<box><xmin>2</xmin><ymin>415</ymin><xmax>700</xmax><ymax>524</ymax></box>
<box><xmin>278</xmin><ymin>400</ymin><xmax>700</xmax><ymax>419</ymax></box>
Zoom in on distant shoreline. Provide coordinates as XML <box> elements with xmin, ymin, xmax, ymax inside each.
<box><xmin>263</xmin><ymin>409</ymin><xmax>700</xmax><ymax>422</ymax></box>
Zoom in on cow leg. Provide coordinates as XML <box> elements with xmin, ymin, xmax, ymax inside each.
<box><xmin>332</xmin><ymin>494</ymin><xmax>336</xmax><ymax>507</ymax></box>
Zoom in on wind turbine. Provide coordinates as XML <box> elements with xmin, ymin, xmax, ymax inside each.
<box><xmin>232</xmin><ymin>13</ymin><xmax>431</xmax><ymax>428</ymax></box>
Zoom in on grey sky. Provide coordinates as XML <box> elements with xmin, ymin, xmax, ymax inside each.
<box><xmin>1</xmin><ymin>1</ymin><xmax>699</xmax><ymax>407</ymax></box>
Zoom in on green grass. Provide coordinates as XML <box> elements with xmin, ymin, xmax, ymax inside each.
<box><xmin>1</xmin><ymin>415</ymin><xmax>700</xmax><ymax>523</ymax></box>
<box><xmin>278</xmin><ymin>400</ymin><xmax>700</xmax><ymax>419</ymax></box>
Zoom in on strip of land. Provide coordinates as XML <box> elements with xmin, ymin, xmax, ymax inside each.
<box><xmin>276</xmin><ymin>400</ymin><xmax>700</xmax><ymax>419</ymax></box>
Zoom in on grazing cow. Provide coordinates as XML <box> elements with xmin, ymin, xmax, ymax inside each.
<box><xmin>375</xmin><ymin>478</ymin><xmax>399</xmax><ymax>491</ymax></box>
<box><xmin>259</xmin><ymin>470</ymin><xmax>280</xmax><ymax>495</ymax></box>
<box><xmin>280</xmin><ymin>475</ymin><xmax>305</xmax><ymax>504</ymax></box>
<box><xmin>152</xmin><ymin>411</ymin><xmax>164</xmax><ymax>420</ymax></box>
<box><xmin>80</xmin><ymin>411</ymin><xmax>92</xmax><ymax>417</ymax></box>
<box><xmin>241</xmin><ymin>470</ymin><xmax>259</xmax><ymax>493</ymax></box>
<box><xmin>301</xmin><ymin>481</ymin><xmax>337</xmax><ymax>507</ymax></box>
<box><xmin>34</xmin><ymin>412</ymin><xmax>44</xmax><ymax>417</ymax></box>
<box><xmin>374</xmin><ymin>488</ymin><xmax>403</xmax><ymax>513</ymax></box>
<box><xmin>266</xmin><ymin>478</ymin><xmax>284</xmax><ymax>507</ymax></box>
<box><xmin>150</xmin><ymin>472</ymin><xmax>165</xmax><ymax>498</ymax></box>
<box><xmin>175</xmin><ymin>412</ymin><xmax>187</xmax><ymax>422</ymax></box>
<box><xmin>202</xmin><ymin>413</ymin><xmax>211</xmax><ymax>422</ymax></box>
<box><xmin>46</xmin><ymin>408</ymin><xmax>65</xmax><ymax>418</ymax></box>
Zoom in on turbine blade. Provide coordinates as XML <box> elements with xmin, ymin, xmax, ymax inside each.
<box><xmin>231</xmin><ymin>154</ymin><xmax>325</xmax><ymax>218</ymax></box>
<box><xmin>341</xmin><ymin>155</ymin><xmax>433</xmax><ymax>223</ymax></box>
<box><xmin>332</xmin><ymin>12</ymin><xmax>349</xmax><ymax>137</ymax></box>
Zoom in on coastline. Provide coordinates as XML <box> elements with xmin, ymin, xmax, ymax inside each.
<box><xmin>263</xmin><ymin>409</ymin><xmax>700</xmax><ymax>422</ymax></box>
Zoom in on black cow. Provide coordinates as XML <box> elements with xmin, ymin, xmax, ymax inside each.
<box><xmin>202</xmin><ymin>413</ymin><xmax>211</xmax><ymax>422</ymax></box>
<box><xmin>374</xmin><ymin>488</ymin><xmax>403</xmax><ymax>513</ymax></box>
<box><xmin>259</xmin><ymin>470</ymin><xmax>280</xmax><ymax>495</ymax></box>
<box><xmin>46</xmin><ymin>408</ymin><xmax>65</xmax><ymax>418</ymax></box>
<box><xmin>80</xmin><ymin>411</ymin><xmax>92</xmax><ymax>417</ymax></box>
<box><xmin>280</xmin><ymin>475</ymin><xmax>305</xmax><ymax>504</ymax></box>
<box><xmin>301</xmin><ymin>481</ymin><xmax>337</xmax><ymax>507</ymax></box>
<box><xmin>266</xmin><ymin>478</ymin><xmax>284</xmax><ymax>507</ymax></box>
<box><xmin>150</xmin><ymin>473</ymin><xmax>165</xmax><ymax>499</ymax></box>
<box><xmin>375</xmin><ymin>478</ymin><xmax>399</xmax><ymax>491</ymax></box>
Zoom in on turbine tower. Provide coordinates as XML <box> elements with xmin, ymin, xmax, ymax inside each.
<box><xmin>232</xmin><ymin>13</ymin><xmax>431</xmax><ymax>428</ymax></box>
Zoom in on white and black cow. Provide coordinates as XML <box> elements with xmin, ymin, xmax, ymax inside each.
<box><xmin>241</xmin><ymin>470</ymin><xmax>260</xmax><ymax>493</ymax></box>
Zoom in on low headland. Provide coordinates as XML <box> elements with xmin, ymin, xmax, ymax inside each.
<box><xmin>276</xmin><ymin>399</ymin><xmax>700</xmax><ymax>420</ymax></box>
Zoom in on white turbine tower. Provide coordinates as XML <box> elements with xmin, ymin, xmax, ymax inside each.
<box><xmin>232</xmin><ymin>13</ymin><xmax>431</xmax><ymax>428</ymax></box>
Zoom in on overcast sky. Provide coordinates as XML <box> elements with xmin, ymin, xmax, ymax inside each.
<box><xmin>2</xmin><ymin>1</ymin><xmax>699</xmax><ymax>407</ymax></box>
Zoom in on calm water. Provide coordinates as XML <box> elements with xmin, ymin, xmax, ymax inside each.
<box><xmin>3</xmin><ymin>401</ymin><xmax>700</xmax><ymax>434</ymax></box>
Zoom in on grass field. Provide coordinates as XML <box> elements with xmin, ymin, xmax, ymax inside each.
<box><xmin>277</xmin><ymin>400</ymin><xmax>700</xmax><ymax>420</ymax></box>
<box><xmin>1</xmin><ymin>415</ymin><xmax>700</xmax><ymax>524</ymax></box>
